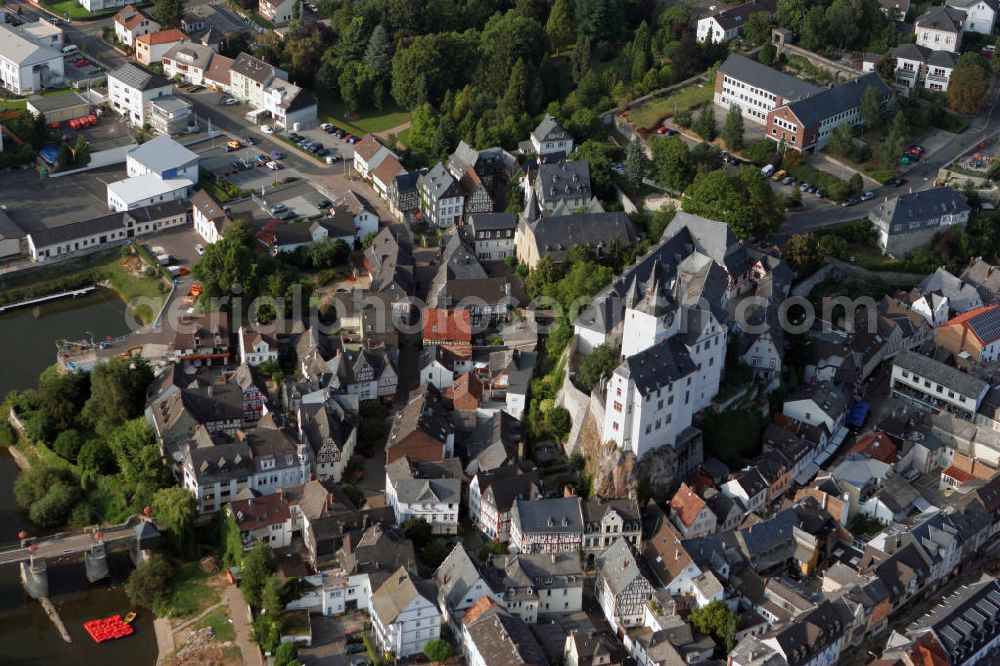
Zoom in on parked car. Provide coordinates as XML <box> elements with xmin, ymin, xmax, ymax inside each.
<box><xmin>772</xmin><ymin>169</ymin><xmax>786</xmax><ymax>181</ymax></box>
<box><xmin>860</xmin><ymin>190</ymin><xmax>876</xmax><ymax>201</ymax></box>
<box><xmin>260</xmin><ymin>125</ymin><xmax>273</xmax><ymax>134</ymax></box>
<box><xmin>782</xmin><ymin>176</ymin><xmax>795</xmax><ymax>185</ymax></box>
<box><xmin>244</xmin><ymin>136</ymin><xmax>257</xmax><ymax>146</ymax></box>
<box><xmin>906</xmin><ymin>145</ymin><xmax>925</xmax><ymax>156</ymax></box>
<box><xmin>317</xmin><ymin>199</ymin><xmax>332</xmax><ymax>209</ymax></box>
<box><xmin>841</xmin><ymin>195</ymin><xmax>861</xmax><ymax>207</ymax></box>
<box><xmin>333</xmin><ymin>129</ymin><xmax>346</xmax><ymax>138</ymax></box>
<box><xmin>254</xmin><ymin>154</ymin><xmax>267</xmax><ymax>163</ymax></box>
<box><xmin>799</xmin><ymin>182</ymin><xmax>811</xmax><ymax>192</ymax></box>
<box><xmin>886</xmin><ymin>177</ymin><xmax>906</xmax><ymax>187</ymax></box>
<box><xmin>74</xmin><ymin>59</ymin><xmax>91</xmax><ymax>67</ymax></box>
<box><xmin>288</xmin><ymin>133</ymin><xmax>303</xmax><ymax>142</ymax></box>
<box><xmin>223</xmin><ymin>97</ymin><xmax>239</xmax><ymax>106</ymax></box>
<box><xmin>320</xmin><ymin>122</ymin><xmax>333</xmax><ymax>131</ymax></box>
<box><xmin>277</xmin><ymin>210</ymin><xmax>296</xmax><ymax>220</ymax></box>
<box><xmin>347</xmin><ymin>136</ymin><xmax>360</xmax><ymax>144</ymax></box>
<box><xmin>316</xmin><ymin>148</ymin><xmax>329</xmax><ymax>157</ymax></box>
<box><xmin>266</xmin><ymin>161</ymin><xmax>282</xmax><ymax>170</ymax></box>
<box><xmin>269</xmin><ymin>203</ymin><xmax>288</xmax><ymax>214</ymax></box>
<box><xmin>345</xmin><ymin>645</ymin><xmax>366</xmax><ymax>655</ymax></box>
<box><xmin>270</xmin><ymin>151</ymin><xmax>284</xmax><ymax>160</ymax></box>
<box><xmin>227</xmin><ymin>139</ymin><xmax>242</xmax><ymax>150</ymax></box>
<box><xmin>815</xmin><ymin>189</ymin><xmax>825</xmax><ymax>198</ymax></box>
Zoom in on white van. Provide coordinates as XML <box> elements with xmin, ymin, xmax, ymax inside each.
<box><xmin>760</xmin><ymin>164</ymin><xmax>775</xmax><ymax>177</ymax></box>
<box><xmin>62</xmin><ymin>45</ymin><xmax>79</xmax><ymax>56</ymax></box>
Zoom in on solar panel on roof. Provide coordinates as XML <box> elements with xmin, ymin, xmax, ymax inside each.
<box><xmin>969</xmin><ymin>309</ymin><xmax>1000</xmax><ymax>343</ymax></box>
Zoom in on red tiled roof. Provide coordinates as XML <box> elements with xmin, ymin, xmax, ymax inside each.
<box><xmin>848</xmin><ymin>430</ymin><xmax>898</xmax><ymax>464</ymax></box>
<box><xmin>354</xmin><ymin>133</ymin><xmax>384</xmax><ymax>162</ymax></box>
<box><xmin>137</xmin><ymin>28</ymin><xmax>187</xmax><ymax>45</ymax></box>
<box><xmin>114</xmin><ymin>4</ymin><xmax>155</xmax><ymax>31</ymax></box>
<box><xmin>372</xmin><ymin>154</ymin><xmax>405</xmax><ymax>187</ymax></box>
<box><xmin>422</xmin><ymin>308</ymin><xmax>472</xmax><ymax>343</ymax></box>
<box><xmin>942</xmin><ymin>465</ymin><xmax>975</xmax><ymax>484</ymax></box>
<box><xmin>669</xmin><ymin>482</ymin><xmax>707</xmax><ymax>528</ymax></box>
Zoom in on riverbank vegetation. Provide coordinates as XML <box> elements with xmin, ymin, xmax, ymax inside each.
<box><xmin>5</xmin><ymin>356</ymin><xmax>167</xmax><ymax>528</ymax></box>
<box><xmin>0</xmin><ymin>245</ymin><xmax>169</xmax><ymax>323</ymax></box>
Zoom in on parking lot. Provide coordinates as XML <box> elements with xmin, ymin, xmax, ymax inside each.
<box><xmin>62</xmin><ymin>52</ymin><xmax>105</xmax><ymax>86</ymax></box>
<box><xmin>195</xmin><ymin>137</ymin><xmax>300</xmax><ymax>193</ymax></box>
<box><xmin>69</xmin><ymin>115</ymin><xmax>135</xmax><ymax>152</ymax></box>
<box><xmin>298</xmin><ymin>610</ymin><xmax>369</xmax><ymax>666</ymax></box>
<box><xmin>224</xmin><ymin>180</ymin><xmax>339</xmax><ymax>225</ymax></box>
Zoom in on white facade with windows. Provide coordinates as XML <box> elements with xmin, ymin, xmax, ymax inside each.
<box><xmin>0</xmin><ymin>25</ymin><xmax>65</xmax><ymax>95</ymax></box>
<box><xmin>370</xmin><ymin>569</ymin><xmax>441</xmax><ymax>658</ymax></box>
<box><xmin>947</xmin><ymin>0</ymin><xmax>995</xmax><ymax>33</ymax></box>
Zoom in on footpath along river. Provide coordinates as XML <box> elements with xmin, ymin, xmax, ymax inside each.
<box><xmin>0</xmin><ymin>289</ymin><xmax>157</xmax><ymax>665</ymax></box>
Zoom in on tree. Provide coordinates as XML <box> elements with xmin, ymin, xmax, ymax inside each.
<box><xmin>74</xmin><ymin>134</ymin><xmax>90</xmax><ymax>166</ymax></box>
<box><xmin>29</xmin><ymin>483</ymin><xmax>78</xmax><ymax>527</ymax></box>
<box><xmin>546</xmin><ymin>0</ymin><xmax>575</xmax><ymax>53</ymax></box>
<box><xmin>682</xmin><ymin>167</ymin><xmax>782</xmax><ymax>239</ymax></box>
<box><xmin>402</xmin><ymin>518</ymin><xmax>432</xmax><ymax>548</ymax></box>
<box><xmin>630</xmin><ymin>20</ymin><xmax>652</xmax><ymax>82</ymax></box>
<box><xmin>106</xmin><ymin>418</ymin><xmax>169</xmax><ymax>510</ymax></box>
<box><xmin>799</xmin><ymin>6</ymin><xmax>827</xmax><ymax>51</ymax></box>
<box><xmin>848</xmin><ymin>172</ymin><xmax>864</xmax><ymax>194</ymax></box>
<box><xmin>152</xmin><ymin>487</ymin><xmax>198</xmax><ymax>557</ymax></box>
<box><xmin>574</xmin><ymin>0</ymin><xmax>624</xmax><ymax>42</ymax></box>
<box><xmin>775</xmin><ymin>0</ymin><xmax>809</xmax><ymax>32</ymax></box>
<box><xmin>624</xmin><ymin>137</ymin><xmax>648</xmax><ymax>189</ymax></box>
<box><xmin>78</xmin><ymin>438</ymin><xmax>116</xmax><ymax>477</ymax></box>
<box><xmin>673</xmin><ymin>109</ymin><xmax>693</xmax><ymax>128</ymax></box>
<box><xmin>362</xmin><ymin>231</ymin><xmax>379</xmax><ymax>250</ymax></box>
<box><xmin>154</xmin><ymin>0</ymin><xmax>183</xmax><ymax>28</ymax></box>
<box><xmin>743</xmin><ymin>11</ymin><xmax>772</xmax><ymax>45</ymax></box>
<box><xmin>479</xmin><ymin>11</ymin><xmax>548</xmax><ymax>96</ymax></box>
<box><xmin>339</xmin><ymin>61</ymin><xmax>378</xmax><ymax>113</ymax></box>
<box><xmin>818</xmin><ymin>235</ymin><xmax>849</xmax><ymax>260</ymax></box>
<box><xmin>875</xmin><ymin>54</ymin><xmax>896</xmax><ymax>80</ymax></box>
<box><xmin>693</xmin><ymin>106</ymin><xmax>717</xmax><ymax>141</ymax></box>
<box><xmin>860</xmin><ymin>85</ymin><xmax>883</xmax><ymax>130</ymax></box>
<box><xmin>36</xmin><ymin>365</ymin><xmax>88</xmax><ymax>432</ymax></box>
<box><xmin>545</xmin><ymin>406</ymin><xmax>572</xmax><ymax>439</ymax></box>
<box><xmin>689</xmin><ymin>601</ymin><xmax>739</xmax><ymax>651</ymax></box>
<box><xmin>363</xmin><ymin>24</ymin><xmax>393</xmax><ymax>77</ymax></box>
<box><xmin>949</xmin><ymin>63</ymin><xmax>990</xmax><ymax>114</ymax></box>
<box><xmin>275</xmin><ymin>642</ymin><xmax>300</xmax><ymax>666</ymax></box>
<box><xmin>577</xmin><ymin>344</ymin><xmax>620</xmax><ymax>391</ymax></box>
<box><xmin>241</xmin><ymin>543</ymin><xmax>272</xmax><ymax>608</ymax></box>
<box><xmin>651</xmin><ymin>135</ymin><xmax>694</xmax><ymax>191</ymax></box>
<box><xmin>571</xmin><ymin>36</ymin><xmax>592</xmax><ymax>84</ymax></box>
<box><xmin>783</xmin><ymin>233</ymin><xmax>819</xmax><ymax>269</ymax></box>
<box><xmin>126</xmin><ymin>553</ymin><xmax>175</xmax><ymax>611</ymax></box>
<box><xmin>82</xmin><ymin>357</ymin><xmax>153</xmax><ymax>435</ymax></box>
<box><xmin>501</xmin><ymin>58</ymin><xmax>530</xmax><ymax>118</ymax></box>
<box><xmin>571</xmin><ymin>140</ymin><xmax>617</xmax><ymax>203</ymax></box>
<box><xmin>758</xmin><ymin>43</ymin><xmax>776</xmax><ymax>66</ymax></box>
<box><xmin>827</xmin><ymin>123</ymin><xmax>856</xmax><ymax>159</ymax></box>
<box><xmin>53</xmin><ymin>429</ymin><xmax>84</xmax><ymax>463</ymax></box>
<box><xmin>722</xmin><ymin>105</ymin><xmax>745</xmax><ymax>151</ymax></box>
<box><xmin>424</xmin><ymin>639</ymin><xmax>453</xmax><ymax>664</ymax></box>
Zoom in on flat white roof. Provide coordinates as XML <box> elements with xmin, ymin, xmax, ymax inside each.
<box><xmin>127</xmin><ymin>135</ymin><xmax>198</xmax><ymax>173</ymax></box>
<box><xmin>107</xmin><ymin>174</ymin><xmax>194</xmax><ymax>204</ymax></box>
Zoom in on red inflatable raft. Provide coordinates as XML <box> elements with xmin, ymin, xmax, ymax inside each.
<box><xmin>83</xmin><ymin>614</ymin><xmax>134</xmax><ymax>643</ymax></box>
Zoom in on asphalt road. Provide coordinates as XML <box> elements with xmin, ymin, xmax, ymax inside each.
<box><xmin>0</xmin><ymin>524</ymin><xmax>134</xmax><ymax>565</ymax></box>
<box><xmin>778</xmin><ymin>79</ymin><xmax>1000</xmax><ymax>236</ymax></box>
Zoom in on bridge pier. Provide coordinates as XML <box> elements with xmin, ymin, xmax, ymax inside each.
<box><xmin>20</xmin><ymin>556</ymin><xmax>48</xmax><ymax>600</ymax></box>
<box><xmin>85</xmin><ymin>543</ymin><xmax>110</xmax><ymax>583</ymax></box>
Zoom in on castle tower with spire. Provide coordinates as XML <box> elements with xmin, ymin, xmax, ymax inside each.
<box><xmin>621</xmin><ymin>259</ymin><xmax>680</xmax><ymax>358</ymax></box>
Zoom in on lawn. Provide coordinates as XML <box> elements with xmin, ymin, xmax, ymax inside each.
<box><xmin>0</xmin><ymin>99</ymin><xmax>27</xmax><ymax>111</ymax></box>
<box><xmin>162</xmin><ymin>562</ymin><xmax>221</xmax><ymax>618</ymax></box>
<box><xmin>193</xmin><ymin>608</ymin><xmax>236</xmax><ymax>642</ymax></box>
<box><xmin>317</xmin><ymin>98</ymin><xmax>411</xmax><ymax>137</ymax></box>
<box><xmin>627</xmin><ymin>84</ymin><xmax>714</xmax><ymax>130</ymax></box>
<box><xmin>41</xmin><ymin>0</ymin><xmax>119</xmax><ymax>19</ymax></box>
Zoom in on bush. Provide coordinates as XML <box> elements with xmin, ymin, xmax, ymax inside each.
<box><xmin>741</xmin><ymin>140</ymin><xmax>772</xmax><ymax>164</ymax></box>
<box><xmin>126</xmin><ymin>553</ymin><xmax>175</xmax><ymax>611</ymax></box>
<box><xmin>545</xmin><ymin>407</ymin><xmax>572</xmax><ymax>440</ymax></box>
<box><xmin>53</xmin><ymin>429</ymin><xmax>84</xmax><ymax>462</ymax></box>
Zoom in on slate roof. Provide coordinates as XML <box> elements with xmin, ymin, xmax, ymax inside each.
<box><xmin>872</xmin><ymin>188</ymin><xmax>970</xmax><ymax>234</ymax></box>
<box><xmin>478</xmin><ymin>464</ymin><xmax>541</xmax><ymax>512</ymax></box>
<box><xmin>387</xmin><ymin>383</ymin><xmax>454</xmax><ymax>449</ymax></box>
<box><xmin>465</xmin><ymin>608</ymin><xmax>548</xmax><ymax>666</ymax></box>
<box><xmin>110</xmin><ymin>62</ymin><xmax>172</xmax><ymax>91</ymax></box>
<box><xmin>762</xmin><ymin>600</ymin><xmax>851</xmax><ymax>666</ymax></box>
<box><xmin>915</xmin><ymin>4</ymin><xmax>967</xmax><ymax>32</ymax></box>
<box><xmin>908</xmin><ymin>577</ymin><xmax>1000</xmax><ymax>664</ymax></box>
<box><xmin>531</xmin><ymin>114</ymin><xmax>570</xmax><ymax>144</ymax></box>
<box><xmin>420</xmin><ymin>161</ymin><xmax>463</xmax><ymax>200</ymax></box>
<box><xmin>707</xmin><ymin>0</ymin><xmax>777</xmax><ymax>29</ymax></box>
<box><xmin>526</xmin><ymin>211</ymin><xmax>639</xmax><ymax>263</ymax></box>
<box><xmin>28</xmin><ymin>200</ymin><xmax>189</xmax><ymax>248</ymax></box>
<box><xmin>435</xmin><ymin>543</ymin><xmax>486</xmax><ymax>611</ymax></box>
<box><xmin>537</xmin><ymin>160</ymin><xmax>591</xmax><ymax>203</ymax></box>
<box><xmin>894</xmin><ymin>350</ymin><xmax>988</xmax><ymax>399</ymax></box>
<box><xmin>512</xmin><ymin>496</ymin><xmax>583</xmax><ymax>534</ymax></box>
<box><xmin>364</xmin><ymin>227</ymin><xmax>413</xmax><ymax>297</ymax></box>
<box><xmin>468</xmin><ymin>212</ymin><xmax>517</xmax><ymax>233</ymax></box>
<box><xmin>615</xmin><ymin>337</ymin><xmax>697</xmax><ymax>393</ymax></box>
<box><xmin>370</xmin><ymin>566</ymin><xmax>436</xmax><ymax>625</ymax></box>
<box><xmin>784</xmin><ymin>73</ymin><xmax>891</xmax><ymax>128</ymax></box>
<box><xmin>597</xmin><ymin>538</ymin><xmax>650</xmax><ymax>598</ymax></box>
<box><xmin>230</xmin><ymin>52</ymin><xmax>279</xmax><ymax>84</ymax></box>
<box><xmin>718</xmin><ymin>53</ymin><xmax>819</xmax><ymax>101</ymax></box>
<box><xmin>890</xmin><ymin>43</ymin><xmax>958</xmax><ymax>68</ymax></box>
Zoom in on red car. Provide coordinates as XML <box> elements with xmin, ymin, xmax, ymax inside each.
<box><xmin>74</xmin><ymin>59</ymin><xmax>91</xmax><ymax>67</ymax></box>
